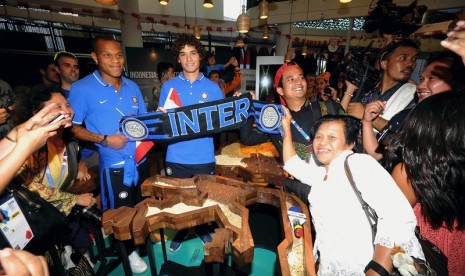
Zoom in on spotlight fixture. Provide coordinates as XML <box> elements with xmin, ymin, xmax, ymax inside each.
<box><xmin>262</xmin><ymin>27</ymin><xmax>269</xmax><ymax>39</ymax></box>
<box><xmin>235</xmin><ymin>35</ymin><xmax>245</xmax><ymax>47</ymax></box>
<box><xmin>159</xmin><ymin>0</ymin><xmax>169</xmax><ymax>5</ymax></box>
<box><xmin>259</xmin><ymin>0</ymin><xmax>268</xmax><ymax>19</ymax></box>
<box><xmin>203</xmin><ymin>0</ymin><xmax>214</xmax><ymax>8</ymax></box>
<box><xmin>236</xmin><ymin>4</ymin><xmax>250</xmax><ymax>33</ymax></box>
<box><xmin>95</xmin><ymin>0</ymin><xmax>117</xmax><ymax>5</ymax></box>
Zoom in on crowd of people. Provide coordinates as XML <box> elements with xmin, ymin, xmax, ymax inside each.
<box><xmin>0</xmin><ymin>19</ymin><xmax>464</xmax><ymax>276</ymax></box>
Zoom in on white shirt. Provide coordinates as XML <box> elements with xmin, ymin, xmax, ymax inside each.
<box><xmin>284</xmin><ymin>150</ymin><xmax>424</xmax><ymax>275</ymax></box>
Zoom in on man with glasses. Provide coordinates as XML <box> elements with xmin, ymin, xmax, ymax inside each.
<box><xmin>54</xmin><ymin>51</ymin><xmax>80</xmax><ymax>99</ymax></box>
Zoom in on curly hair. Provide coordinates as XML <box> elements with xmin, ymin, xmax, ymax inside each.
<box><xmin>172</xmin><ymin>33</ymin><xmax>205</xmax><ymax>61</ymax></box>
<box><xmin>386</xmin><ymin>92</ymin><xmax>465</xmax><ymax>230</ymax></box>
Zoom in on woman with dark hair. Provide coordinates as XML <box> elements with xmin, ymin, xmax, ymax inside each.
<box><xmin>386</xmin><ymin>92</ymin><xmax>465</xmax><ymax>275</ymax></box>
<box><xmin>13</xmin><ymin>85</ymin><xmax>96</xmax><ymax>269</ymax></box>
<box><xmin>282</xmin><ymin>113</ymin><xmax>424</xmax><ymax>275</ymax></box>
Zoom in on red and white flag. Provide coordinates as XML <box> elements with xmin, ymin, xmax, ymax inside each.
<box><xmin>135</xmin><ymin>140</ymin><xmax>154</xmax><ymax>163</ymax></box>
<box><xmin>163</xmin><ymin>88</ymin><xmax>182</xmax><ymax>109</ymax></box>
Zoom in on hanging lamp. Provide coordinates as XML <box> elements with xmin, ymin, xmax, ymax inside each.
<box><xmin>159</xmin><ymin>0</ymin><xmax>169</xmax><ymax>5</ymax></box>
<box><xmin>262</xmin><ymin>27</ymin><xmax>269</xmax><ymax>39</ymax></box>
<box><xmin>302</xmin><ymin>43</ymin><xmax>308</xmax><ymax>56</ymax></box>
<box><xmin>285</xmin><ymin>0</ymin><xmax>294</xmax><ymax>63</ymax></box>
<box><xmin>236</xmin><ymin>4</ymin><xmax>250</xmax><ymax>33</ymax></box>
<box><xmin>193</xmin><ymin>0</ymin><xmax>201</xmax><ymax>39</ymax></box>
<box><xmin>259</xmin><ymin>0</ymin><xmax>268</xmax><ymax>19</ymax></box>
<box><xmin>235</xmin><ymin>35</ymin><xmax>245</xmax><ymax>47</ymax></box>
<box><xmin>203</xmin><ymin>0</ymin><xmax>214</xmax><ymax>8</ymax></box>
<box><xmin>95</xmin><ymin>0</ymin><xmax>117</xmax><ymax>5</ymax></box>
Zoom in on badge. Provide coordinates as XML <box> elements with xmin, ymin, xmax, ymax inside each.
<box><xmin>201</xmin><ymin>92</ymin><xmax>208</xmax><ymax>99</ymax></box>
<box><xmin>119</xmin><ymin>192</ymin><xmax>128</xmax><ymax>199</ymax></box>
<box><xmin>132</xmin><ymin>97</ymin><xmax>138</xmax><ymax>104</ymax></box>
<box><xmin>259</xmin><ymin>104</ymin><xmax>282</xmax><ymax>132</ymax></box>
<box><xmin>121</xmin><ymin>118</ymin><xmax>148</xmax><ymax>141</ymax></box>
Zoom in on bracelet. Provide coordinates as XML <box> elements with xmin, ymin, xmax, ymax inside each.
<box><xmin>364</xmin><ymin>260</ymin><xmax>390</xmax><ymax>276</ymax></box>
<box><xmin>5</xmin><ymin>135</ymin><xmax>16</xmax><ymax>143</ymax></box>
<box><xmin>344</xmin><ymin>92</ymin><xmax>353</xmax><ymax>97</ymax></box>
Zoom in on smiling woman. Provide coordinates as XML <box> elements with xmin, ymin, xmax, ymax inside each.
<box><xmin>281</xmin><ymin>114</ymin><xmax>426</xmax><ymax>275</ymax></box>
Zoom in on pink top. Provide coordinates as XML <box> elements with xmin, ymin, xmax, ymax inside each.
<box><xmin>414</xmin><ymin>203</ymin><xmax>465</xmax><ymax>276</ymax></box>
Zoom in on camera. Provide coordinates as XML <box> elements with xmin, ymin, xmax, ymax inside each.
<box><xmin>336</xmin><ymin>42</ymin><xmax>381</xmax><ymax>99</ymax></box>
<box><xmin>365</xmin><ymin>0</ymin><xmax>427</xmax><ymax>36</ymax></box>
<box><xmin>69</xmin><ymin>206</ymin><xmax>102</xmax><ymax>225</ymax></box>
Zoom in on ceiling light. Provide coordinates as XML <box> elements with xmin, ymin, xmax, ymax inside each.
<box><xmin>235</xmin><ymin>35</ymin><xmax>245</xmax><ymax>47</ymax></box>
<box><xmin>236</xmin><ymin>4</ymin><xmax>250</xmax><ymax>33</ymax></box>
<box><xmin>203</xmin><ymin>0</ymin><xmax>214</xmax><ymax>8</ymax></box>
<box><xmin>339</xmin><ymin>0</ymin><xmax>351</xmax><ymax>3</ymax></box>
<box><xmin>262</xmin><ymin>28</ymin><xmax>269</xmax><ymax>39</ymax></box>
<box><xmin>159</xmin><ymin>0</ymin><xmax>169</xmax><ymax>5</ymax></box>
<box><xmin>285</xmin><ymin>49</ymin><xmax>293</xmax><ymax>62</ymax></box>
<box><xmin>259</xmin><ymin>0</ymin><xmax>268</xmax><ymax>19</ymax></box>
<box><xmin>302</xmin><ymin>44</ymin><xmax>308</xmax><ymax>56</ymax></box>
<box><xmin>194</xmin><ymin>25</ymin><xmax>201</xmax><ymax>39</ymax></box>
<box><xmin>95</xmin><ymin>0</ymin><xmax>117</xmax><ymax>5</ymax></box>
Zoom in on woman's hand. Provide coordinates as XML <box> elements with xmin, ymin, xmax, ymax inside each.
<box><xmin>76</xmin><ymin>193</ymin><xmax>96</xmax><ymax>208</ymax></box>
<box><xmin>281</xmin><ymin>107</ymin><xmax>292</xmax><ymax>136</ymax></box>
<box><xmin>0</xmin><ymin>248</ymin><xmax>48</xmax><ymax>276</ymax></box>
<box><xmin>363</xmin><ymin>101</ymin><xmax>386</xmax><ymax>123</ymax></box>
<box><xmin>441</xmin><ymin>21</ymin><xmax>465</xmax><ymax>64</ymax></box>
<box><xmin>13</xmin><ymin>103</ymin><xmax>69</xmax><ymax>153</ymax></box>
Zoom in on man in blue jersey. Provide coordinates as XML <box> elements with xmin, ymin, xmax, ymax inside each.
<box><xmin>68</xmin><ymin>35</ymin><xmax>147</xmax><ymax>273</ymax></box>
<box><xmin>158</xmin><ymin>33</ymin><xmax>223</xmax><ymax>251</ymax></box>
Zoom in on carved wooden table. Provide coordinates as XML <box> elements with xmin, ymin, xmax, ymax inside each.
<box><xmin>102</xmin><ymin>174</ymin><xmax>316</xmax><ymax>275</ymax></box>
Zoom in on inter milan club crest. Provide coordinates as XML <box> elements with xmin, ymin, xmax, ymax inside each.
<box><xmin>132</xmin><ymin>96</ymin><xmax>138</xmax><ymax>104</ymax></box>
<box><xmin>201</xmin><ymin>92</ymin><xmax>208</xmax><ymax>100</ymax></box>
<box><xmin>121</xmin><ymin>118</ymin><xmax>148</xmax><ymax>140</ymax></box>
<box><xmin>259</xmin><ymin>104</ymin><xmax>282</xmax><ymax>132</ymax></box>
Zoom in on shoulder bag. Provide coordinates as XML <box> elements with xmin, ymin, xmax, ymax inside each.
<box><xmin>0</xmin><ymin>183</ymin><xmax>66</xmax><ymax>254</ymax></box>
<box><xmin>344</xmin><ymin>154</ymin><xmax>448</xmax><ymax>276</ymax></box>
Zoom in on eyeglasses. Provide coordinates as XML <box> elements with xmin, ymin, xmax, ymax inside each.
<box><xmin>53</xmin><ymin>51</ymin><xmax>77</xmax><ymax>61</ymax></box>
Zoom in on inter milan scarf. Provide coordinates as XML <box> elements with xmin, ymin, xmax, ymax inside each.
<box><xmin>120</xmin><ymin>95</ymin><xmax>284</xmax><ymax>143</ymax></box>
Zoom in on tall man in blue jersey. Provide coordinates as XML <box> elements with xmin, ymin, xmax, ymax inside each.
<box><xmin>157</xmin><ymin>34</ymin><xmax>223</xmax><ymax>251</ymax></box>
<box><xmin>68</xmin><ymin>35</ymin><xmax>147</xmax><ymax>273</ymax></box>
<box><xmin>158</xmin><ymin>33</ymin><xmax>223</xmax><ymax>178</ymax></box>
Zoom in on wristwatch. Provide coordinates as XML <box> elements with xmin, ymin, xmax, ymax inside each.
<box><xmin>100</xmin><ymin>135</ymin><xmax>108</xmax><ymax>147</ymax></box>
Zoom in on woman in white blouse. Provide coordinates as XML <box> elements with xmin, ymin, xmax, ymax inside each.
<box><xmin>281</xmin><ymin>112</ymin><xmax>424</xmax><ymax>275</ymax></box>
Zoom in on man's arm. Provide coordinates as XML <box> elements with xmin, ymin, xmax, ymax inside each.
<box><xmin>240</xmin><ymin>117</ymin><xmax>270</xmax><ymax>146</ymax></box>
<box><xmin>371</xmin><ymin>116</ymin><xmax>388</xmax><ymax>132</ymax></box>
<box><xmin>71</xmin><ymin>124</ymin><xmax>127</xmax><ymax>150</ymax></box>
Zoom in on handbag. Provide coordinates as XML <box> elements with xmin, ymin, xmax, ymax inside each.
<box><xmin>344</xmin><ymin>154</ymin><xmax>448</xmax><ymax>276</ymax></box>
<box><xmin>0</xmin><ymin>183</ymin><xmax>66</xmax><ymax>254</ymax></box>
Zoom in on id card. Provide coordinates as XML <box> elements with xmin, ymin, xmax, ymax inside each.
<box><xmin>0</xmin><ymin>195</ymin><xmax>33</xmax><ymax>249</ymax></box>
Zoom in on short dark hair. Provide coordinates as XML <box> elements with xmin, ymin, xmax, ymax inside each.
<box><xmin>156</xmin><ymin>62</ymin><xmax>174</xmax><ymax>80</ymax></box>
<box><xmin>208</xmin><ymin>70</ymin><xmax>221</xmax><ymax>78</ymax></box>
<box><xmin>172</xmin><ymin>33</ymin><xmax>205</xmax><ymax>61</ymax></box>
<box><xmin>53</xmin><ymin>51</ymin><xmax>77</xmax><ymax>66</ymax></box>
<box><xmin>92</xmin><ymin>35</ymin><xmax>118</xmax><ymax>52</ymax></box>
<box><xmin>379</xmin><ymin>39</ymin><xmax>419</xmax><ymax>61</ymax></box>
<box><xmin>313</xmin><ymin>115</ymin><xmax>360</xmax><ymax>146</ymax></box>
<box><xmin>427</xmin><ymin>51</ymin><xmax>465</xmax><ymax>93</ymax></box>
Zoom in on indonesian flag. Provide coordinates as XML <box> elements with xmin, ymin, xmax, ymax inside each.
<box><xmin>135</xmin><ymin>140</ymin><xmax>153</xmax><ymax>163</ymax></box>
<box><xmin>163</xmin><ymin>88</ymin><xmax>182</xmax><ymax>109</ymax></box>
